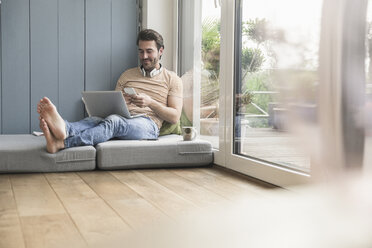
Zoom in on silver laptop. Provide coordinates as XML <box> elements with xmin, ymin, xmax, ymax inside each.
<box><xmin>82</xmin><ymin>91</ymin><xmax>145</xmax><ymax>119</ymax></box>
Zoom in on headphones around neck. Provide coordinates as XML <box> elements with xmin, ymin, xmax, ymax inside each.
<box><xmin>140</xmin><ymin>64</ymin><xmax>163</xmax><ymax>78</ymax></box>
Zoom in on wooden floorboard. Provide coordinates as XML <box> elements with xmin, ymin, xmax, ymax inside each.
<box><xmin>78</xmin><ymin>171</ymin><xmax>168</xmax><ymax>230</ymax></box>
<box><xmin>110</xmin><ymin>170</ymin><xmax>198</xmax><ymax>219</ymax></box>
<box><xmin>0</xmin><ymin>175</ymin><xmax>25</xmax><ymax>248</ymax></box>
<box><xmin>171</xmin><ymin>168</ymin><xmax>259</xmax><ymax>201</ymax></box>
<box><xmin>10</xmin><ymin>174</ymin><xmax>86</xmax><ymax>248</ymax></box>
<box><xmin>201</xmin><ymin>166</ymin><xmax>278</xmax><ymax>195</ymax></box>
<box><xmin>11</xmin><ymin>174</ymin><xmax>66</xmax><ymax>217</ymax></box>
<box><xmin>140</xmin><ymin>169</ymin><xmax>228</xmax><ymax>208</ymax></box>
<box><xmin>0</xmin><ymin>167</ymin><xmax>279</xmax><ymax>247</ymax></box>
<box><xmin>20</xmin><ymin>214</ymin><xmax>87</xmax><ymax>248</ymax></box>
<box><xmin>45</xmin><ymin>173</ymin><xmax>131</xmax><ymax>247</ymax></box>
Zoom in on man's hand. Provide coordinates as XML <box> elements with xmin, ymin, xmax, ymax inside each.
<box><xmin>130</xmin><ymin>93</ymin><xmax>153</xmax><ymax>108</ymax></box>
<box><xmin>123</xmin><ymin>94</ymin><xmax>133</xmax><ymax>105</ymax></box>
<box><xmin>125</xmin><ymin>92</ymin><xmax>182</xmax><ymax>125</ymax></box>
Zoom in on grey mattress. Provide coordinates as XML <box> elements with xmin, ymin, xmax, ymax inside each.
<box><xmin>0</xmin><ymin>135</ymin><xmax>96</xmax><ymax>173</ymax></box>
<box><xmin>96</xmin><ymin>135</ymin><xmax>213</xmax><ymax>170</ymax></box>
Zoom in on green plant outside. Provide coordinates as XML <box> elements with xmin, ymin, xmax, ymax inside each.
<box><xmin>201</xmin><ymin>16</ymin><xmax>319</xmax><ymax>128</ymax></box>
<box><xmin>201</xmin><ymin>17</ymin><xmax>273</xmax><ymax>126</ymax></box>
<box><xmin>244</xmin><ymin>71</ymin><xmax>273</xmax><ymax>115</ymax></box>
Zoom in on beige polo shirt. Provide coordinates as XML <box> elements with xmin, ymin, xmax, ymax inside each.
<box><xmin>115</xmin><ymin>67</ymin><xmax>183</xmax><ymax>129</ymax></box>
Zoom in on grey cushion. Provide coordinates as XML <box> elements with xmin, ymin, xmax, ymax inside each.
<box><xmin>0</xmin><ymin>135</ymin><xmax>96</xmax><ymax>173</ymax></box>
<box><xmin>96</xmin><ymin>135</ymin><xmax>213</xmax><ymax>170</ymax></box>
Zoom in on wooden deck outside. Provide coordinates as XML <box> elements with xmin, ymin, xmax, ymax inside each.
<box><xmin>240</xmin><ymin>128</ymin><xmax>311</xmax><ymax>171</ymax></box>
<box><xmin>202</xmin><ymin>127</ymin><xmax>311</xmax><ymax>172</ymax></box>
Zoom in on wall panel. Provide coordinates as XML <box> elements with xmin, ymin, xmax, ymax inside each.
<box><xmin>86</xmin><ymin>0</ymin><xmax>112</xmax><ymax>91</ymax></box>
<box><xmin>58</xmin><ymin>0</ymin><xmax>85</xmax><ymax>122</ymax></box>
<box><xmin>111</xmin><ymin>0</ymin><xmax>138</xmax><ymax>89</ymax></box>
<box><xmin>30</xmin><ymin>0</ymin><xmax>58</xmax><ymax>132</ymax></box>
<box><xmin>0</xmin><ymin>0</ymin><xmax>138</xmax><ymax>134</ymax></box>
<box><xmin>1</xmin><ymin>0</ymin><xmax>30</xmax><ymax>133</ymax></box>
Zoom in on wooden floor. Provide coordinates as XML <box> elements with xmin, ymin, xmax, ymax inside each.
<box><xmin>0</xmin><ymin>166</ymin><xmax>277</xmax><ymax>248</ymax></box>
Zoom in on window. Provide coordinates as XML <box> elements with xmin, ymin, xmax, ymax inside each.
<box><xmin>232</xmin><ymin>0</ymin><xmax>322</xmax><ymax>174</ymax></box>
<box><xmin>178</xmin><ymin>0</ymin><xmax>316</xmax><ymax>185</ymax></box>
<box><xmin>178</xmin><ymin>0</ymin><xmax>221</xmax><ymax>150</ymax></box>
<box><xmin>178</xmin><ymin>0</ymin><xmax>370</xmax><ymax>186</ymax></box>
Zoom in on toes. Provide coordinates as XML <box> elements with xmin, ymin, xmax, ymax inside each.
<box><xmin>40</xmin><ymin>119</ymin><xmax>48</xmax><ymax>131</ymax></box>
<box><xmin>40</xmin><ymin>98</ymin><xmax>46</xmax><ymax>106</ymax></box>
<box><xmin>38</xmin><ymin>102</ymin><xmax>47</xmax><ymax>116</ymax></box>
<box><xmin>42</xmin><ymin>97</ymin><xmax>52</xmax><ymax>105</ymax></box>
<box><xmin>40</xmin><ymin>121</ymin><xmax>44</xmax><ymax>131</ymax></box>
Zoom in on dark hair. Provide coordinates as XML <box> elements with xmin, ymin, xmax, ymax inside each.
<box><xmin>136</xmin><ymin>29</ymin><xmax>164</xmax><ymax>50</ymax></box>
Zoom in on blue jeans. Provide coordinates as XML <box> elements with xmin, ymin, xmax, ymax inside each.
<box><xmin>64</xmin><ymin>115</ymin><xmax>159</xmax><ymax>148</ymax></box>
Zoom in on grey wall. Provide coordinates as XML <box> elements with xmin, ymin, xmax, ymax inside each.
<box><xmin>0</xmin><ymin>0</ymin><xmax>138</xmax><ymax>134</ymax></box>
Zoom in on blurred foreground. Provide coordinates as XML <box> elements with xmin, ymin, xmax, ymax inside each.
<box><xmin>94</xmin><ymin>173</ymin><xmax>372</xmax><ymax>248</ymax></box>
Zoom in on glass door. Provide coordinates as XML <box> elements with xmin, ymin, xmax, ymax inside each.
<box><xmin>233</xmin><ymin>0</ymin><xmax>322</xmax><ymax>171</ymax></box>
<box><xmin>220</xmin><ymin>0</ymin><xmax>324</xmax><ymax>186</ymax></box>
<box><xmin>363</xmin><ymin>0</ymin><xmax>372</xmax><ymax>171</ymax></box>
<box><xmin>178</xmin><ymin>0</ymin><xmax>370</xmax><ymax>186</ymax></box>
<box><xmin>178</xmin><ymin>0</ymin><xmax>223</xmax><ymax>163</ymax></box>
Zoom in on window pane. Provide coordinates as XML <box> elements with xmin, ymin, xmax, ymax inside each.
<box><xmin>234</xmin><ymin>0</ymin><xmax>322</xmax><ymax>172</ymax></box>
<box><xmin>364</xmin><ymin>1</ymin><xmax>372</xmax><ymax>169</ymax></box>
<box><xmin>178</xmin><ymin>0</ymin><xmax>221</xmax><ymax>149</ymax></box>
<box><xmin>367</xmin><ymin>2</ymin><xmax>372</xmax><ymax>91</ymax></box>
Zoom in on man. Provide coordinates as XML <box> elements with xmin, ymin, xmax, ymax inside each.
<box><xmin>37</xmin><ymin>29</ymin><xmax>183</xmax><ymax>153</ymax></box>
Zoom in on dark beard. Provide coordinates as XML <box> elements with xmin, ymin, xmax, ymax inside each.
<box><xmin>141</xmin><ymin>58</ymin><xmax>159</xmax><ymax>72</ymax></box>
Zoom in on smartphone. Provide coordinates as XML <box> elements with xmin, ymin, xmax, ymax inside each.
<box><xmin>124</xmin><ymin>87</ymin><xmax>137</xmax><ymax>95</ymax></box>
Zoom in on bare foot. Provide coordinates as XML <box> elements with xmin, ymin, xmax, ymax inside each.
<box><xmin>40</xmin><ymin>119</ymin><xmax>65</xmax><ymax>154</ymax></box>
<box><xmin>38</xmin><ymin>97</ymin><xmax>67</xmax><ymax>140</ymax></box>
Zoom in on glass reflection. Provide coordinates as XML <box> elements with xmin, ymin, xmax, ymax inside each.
<box><xmin>234</xmin><ymin>0</ymin><xmax>323</xmax><ymax>172</ymax></box>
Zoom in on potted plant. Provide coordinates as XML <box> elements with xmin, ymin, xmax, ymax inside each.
<box><xmin>235</xmin><ymin>91</ymin><xmax>253</xmax><ymax>114</ymax></box>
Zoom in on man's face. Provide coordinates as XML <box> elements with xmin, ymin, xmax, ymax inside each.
<box><xmin>138</xmin><ymin>40</ymin><xmax>163</xmax><ymax>72</ymax></box>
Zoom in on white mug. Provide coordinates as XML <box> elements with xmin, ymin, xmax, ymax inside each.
<box><xmin>182</xmin><ymin>126</ymin><xmax>197</xmax><ymax>141</ymax></box>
